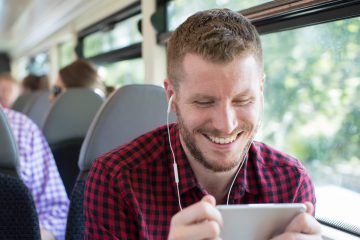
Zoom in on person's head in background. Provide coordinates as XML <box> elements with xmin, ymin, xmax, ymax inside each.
<box><xmin>22</xmin><ymin>74</ymin><xmax>50</xmax><ymax>92</ymax></box>
<box><xmin>49</xmin><ymin>59</ymin><xmax>105</xmax><ymax>101</ymax></box>
<box><xmin>0</xmin><ymin>73</ymin><xmax>21</xmax><ymax>108</ymax></box>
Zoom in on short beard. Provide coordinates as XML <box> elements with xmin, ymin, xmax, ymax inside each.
<box><xmin>176</xmin><ymin>108</ymin><xmax>254</xmax><ymax>173</ymax></box>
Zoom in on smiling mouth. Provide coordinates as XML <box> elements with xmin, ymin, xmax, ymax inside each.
<box><xmin>204</xmin><ymin>131</ymin><xmax>243</xmax><ymax>145</ymax></box>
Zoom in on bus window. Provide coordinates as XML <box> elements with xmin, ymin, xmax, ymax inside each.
<box><xmin>58</xmin><ymin>41</ymin><xmax>76</xmax><ymax>68</ymax></box>
<box><xmin>167</xmin><ymin>0</ymin><xmax>272</xmax><ymax>31</ymax></box>
<box><xmin>258</xmin><ymin>16</ymin><xmax>360</xmax><ymax>234</ymax></box>
<box><xmin>98</xmin><ymin>58</ymin><xmax>144</xmax><ymax>87</ymax></box>
<box><xmin>83</xmin><ymin>14</ymin><xmax>142</xmax><ymax>58</ymax></box>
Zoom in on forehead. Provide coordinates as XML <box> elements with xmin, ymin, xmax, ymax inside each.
<box><xmin>178</xmin><ymin>53</ymin><xmax>262</xmax><ymax>97</ymax></box>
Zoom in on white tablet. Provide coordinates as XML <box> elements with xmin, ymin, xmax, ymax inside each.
<box><xmin>217</xmin><ymin>203</ymin><xmax>306</xmax><ymax>240</ymax></box>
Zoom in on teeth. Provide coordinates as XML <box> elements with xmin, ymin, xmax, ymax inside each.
<box><xmin>207</xmin><ymin>134</ymin><xmax>238</xmax><ymax>144</ymax></box>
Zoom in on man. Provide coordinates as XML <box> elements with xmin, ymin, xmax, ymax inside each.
<box><xmin>84</xmin><ymin>9</ymin><xmax>322</xmax><ymax>239</ymax></box>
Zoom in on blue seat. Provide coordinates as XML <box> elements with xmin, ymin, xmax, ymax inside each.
<box><xmin>65</xmin><ymin>84</ymin><xmax>176</xmax><ymax>240</ymax></box>
<box><xmin>42</xmin><ymin>88</ymin><xmax>104</xmax><ymax>196</ymax></box>
<box><xmin>0</xmin><ymin>108</ymin><xmax>41</xmax><ymax>239</ymax></box>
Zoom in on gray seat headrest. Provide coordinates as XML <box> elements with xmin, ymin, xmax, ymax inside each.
<box><xmin>79</xmin><ymin>84</ymin><xmax>176</xmax><ymax>171</ymax></box>
<box><xmin>0</xmin><ymin>108</ymin><xmax>20</xmax><ymax>176</ymax></box>
<box><xmin>11</xmin><ymin>92</ymin><xmax>38</xmax><ymax>114</ymax></box>
<box><xmin>42</xmin><ymin>88</ymin><xmax>104</xmax><ymax>145</ymax></box>
<box><xmin>26</xmin><ymin>90</ymin><xmax>52</xmax><ymax>128</ymax></box>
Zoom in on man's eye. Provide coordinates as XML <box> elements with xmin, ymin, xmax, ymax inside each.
<box><xmin>234</xmin><ymin>99</ymin><xmax>253</xmax><ymax>106</ymax></box>
<box><xmin>194</xmin><ymin>100</ymin><xmax>214</xmax><ymax>107</ymax></box>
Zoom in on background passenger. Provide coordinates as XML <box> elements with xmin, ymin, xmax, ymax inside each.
<box><xmin>22</xmin><ymin>74</ymin><xmax>50</xmax><ymax>92</ymax></box>
<box><xmin>0</xmin><ymin>73</ymin><xmax>21</xmax><ymax>108</ymax></box>
<box><xmin>49</xmin><ymin>59</ymin><xmax>105</xmax><ymax>101</ymax></box>
<box><xmin>2</xmin><ymin>107</ymin><xmax>69</xmax><ymax>240</ymax></box>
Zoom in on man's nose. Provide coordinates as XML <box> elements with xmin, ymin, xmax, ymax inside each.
<box><xmin>212</xmin><ymin>104</ymin><xmax>237</xmax><ymax>134</ymax></box>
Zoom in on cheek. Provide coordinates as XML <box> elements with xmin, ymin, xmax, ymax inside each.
<box><xmin>177</xmin><ymin>105</ymin><xmax>208</xmax><ymax>130</ymax></box>
<box><xmin>236</xmin><ymin>107</ymin><xmax>258</xmax><ymax>124</ymax></box>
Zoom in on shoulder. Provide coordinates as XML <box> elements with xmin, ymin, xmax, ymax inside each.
<box><xmin>251</xmin><ymin>141</ymin><xmax>305</xmax><ymax>171</ymax></box>
<box><xmin>91</xmin><ymin>125</ymin><xmax>169</xmax><ymax>179</ymax></box>
<box><xmin>2</xmin><ymin>108</ymin><xmax>38</xmax><ymax>133</ymax></box>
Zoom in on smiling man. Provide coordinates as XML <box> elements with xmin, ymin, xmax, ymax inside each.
<box><xmin>84</xmin><ymin>9</ymin><xmax>322</xmax><ymax>240</ymax></box>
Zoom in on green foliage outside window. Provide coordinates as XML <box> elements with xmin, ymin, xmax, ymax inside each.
<box><xmin>260</xmin><ymin>17</ymin><xmax>360</xmax><ymax>190</ymax></box>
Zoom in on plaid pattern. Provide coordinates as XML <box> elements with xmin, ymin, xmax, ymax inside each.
<box><xmin>84</xmin><ymin>124</ymin><xmax>316</xmax><ymax>239</ymax></box>
<box><xmin>3</xmin><ymin>108</ymin><xmax>69</xmax><ymax>240</ymax></box>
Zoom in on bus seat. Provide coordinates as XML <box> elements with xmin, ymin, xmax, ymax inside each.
<box><xmin>11</xmin><ymin>92</ymin><xmax>38</xmax><ymax>114</ymax></box>
<box><xmin>65</xmin><ymin>84</ymin><xmax>176</xmax><ymax>240</ymax></box>
<box><xmin>24</xmin><ymin>90</ymin><xmax>52</xmax><ymax>128</ymax></box>
<box><xmin>0</xmin><ymin>108</ymin><xmax>41</xmax><ymax>239</ymax></box>
<box><xmin>42</xmin><ymin>88</ymin><xmax>104</xmax><ymax>196</ymax></box>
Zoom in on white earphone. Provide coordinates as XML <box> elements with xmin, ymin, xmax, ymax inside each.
<box><xmin>167</xmin><ymin>95</ymin><xmax>174</xmax><ymax>114</ymax></box>
<box><xmin>166</xmin><ymin>95</ymin><xmax>182</xmax><ymax>210</ymax></box>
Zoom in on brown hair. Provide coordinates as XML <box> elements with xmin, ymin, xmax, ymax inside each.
<box><xmin>59</xmin><ymin>59</ymin><xmax>100</xmax><ymax>88</ymax></box>
<box><xmin>22</xmin><ymin>74</ymin><xmax>49</xmax><ymax>91</ymax></box>
<box><xmin>0</xmin><ymin>73</ymin><xmax>17</xmax><ymax>83</ymax></box>
<box><xmin>167</xmin><ymin>9</ymin><xmax>262</xmax><ymax>90</ymax></box>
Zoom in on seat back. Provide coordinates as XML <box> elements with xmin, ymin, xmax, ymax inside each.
<box><xmin>25</xmin><ymin>90</ymin><xmax>52</xmax><ymax>128</ymax></box>
<box><xmin>42</xmin><ymin>88</ymin><xmax>104</xmax><ymax>196</ymax></box>
<box><xmin>0</xmin><ymin>108</ymin><xmax>19</xmax><ymax>176</ymax></box>
<box><xmin>65</xmin><ymin>84</ymin><xmax>176</xmax><ymax>240</ymax></box>
<box><xmin>11</xmin><ymin>92</ymin><xmax>38</xmax><ymax>114</ymax></box>
<box><xmin>0</xmin><ymin>108</ymin><xmax>41</xmax><ymax>239</ymax></box>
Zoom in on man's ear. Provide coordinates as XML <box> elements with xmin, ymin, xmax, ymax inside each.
<box><xmin>164</xmin><ymin>79</ymin><xmax>175</xmax><ymax>102</ymax></box>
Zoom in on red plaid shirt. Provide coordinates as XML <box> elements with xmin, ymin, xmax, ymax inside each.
<box><xmin>84</xmin><ymin>124</ymin><xmax>316</xmax><ymax>239</ymax></box>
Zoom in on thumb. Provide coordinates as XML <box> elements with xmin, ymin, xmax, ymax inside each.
<box><xmin>305</xmin><ymin>202</ymin><xmax>314</xmax><ymax>215</ymax></box>
<box><xmin>202</xmin><ymin>195</ymin><xmax>216</xmax><ymax>206</ymax></box>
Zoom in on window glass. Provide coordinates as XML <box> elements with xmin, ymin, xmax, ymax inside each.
<box><xmin>167</xmin><ymin>0</ymin><xmax>272</xmax><ymax>31</ymax></box>
<box><xmin>27</xmin><ymin>52</ymin><xmax>50</xmax><ymax>75</ymax></box>
<box><xmin>58</xmin><ymin>41</ymin><xmax>76</xmax><ymax>68</ymax></box>
<box><xmin>98</xmin><ymin>58</ymin><xmax>144</xmax><ymax>87</ymax></box>
<box><xmin>258</xmin><ymin>16</ymin><xmax>360</xmax><ymax>230</ymax></box>
<box><xmin>84</xmin><ymin>14</ymin><xmax>142</xmax><ymax>58</ymax></box>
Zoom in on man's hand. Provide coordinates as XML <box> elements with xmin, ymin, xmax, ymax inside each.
<box><xmin>168</xmin><ymin>195</ymin><xmax>223</xmax><ymax>240</ymax></box>
<box><xmin>270</xmin><ymin>202</ymin><xmax>322</xmax><ymax>240</ymax></box>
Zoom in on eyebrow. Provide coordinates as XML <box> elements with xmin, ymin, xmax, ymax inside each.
<box><xmin>190</xmin><ymin>89</ymin><xmax>255</xmax><ymax>100</ymax></box>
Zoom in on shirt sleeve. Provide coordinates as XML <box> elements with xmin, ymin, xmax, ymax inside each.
<box><xmin>22</xmin><ymin>121</ymin><xmax>69</xmax><ymax>240</ymax></box>
<box><xmin>293</xmin><ymin>169</ymin><xmax>317</xmax><ymax>215</ymax></box>
<box><xmin>84</xmin><ymin>157</ymin><xmax>140</xmax><ymax>240</ymax></box>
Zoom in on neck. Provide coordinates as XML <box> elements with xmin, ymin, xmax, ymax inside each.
<box><xmin>192</xmin><ymin>162</ymin><xmax>239</xmax><ymax>203</ymax></box>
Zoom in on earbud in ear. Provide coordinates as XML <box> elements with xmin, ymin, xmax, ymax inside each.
<box><xmin>167</xmin><ymin>95</ymin><xmax>174</xmax><ymax>114</ymax></box>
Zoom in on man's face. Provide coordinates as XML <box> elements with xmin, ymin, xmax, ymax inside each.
<box><xmin>170</xmin><ymin>53</ymin><xmax>264</xmax><ymax>173</ymax></box>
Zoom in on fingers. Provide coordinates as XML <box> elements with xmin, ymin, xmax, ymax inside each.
<box><xmin>171</xmin><ymin>220</ymin><xmax>221</xmax><ymax>240</ymax></box>
<box><xmin>304</xmin><ymin>202</ymin><xmax>314</xmax><ymax>215</ymax></box>
<box><xmin>270</xmin><ymin>232</ymin><xmax>323</xmax><ymax>240</ymax></box>
<box><xmin>171</xmin><ymin>195</ymin><xmax>223</xmax><ymax>227</ymax></box>
<box><xmin>169</xmin><ymin>195</ymin><xmax>223</xmax><ymax>240</ymax></box>
<box><xmin>285</xmin><ymin>209</ymin><xmax>321</xmax><ymax>235</ymax></box>
<box><xmin>202</xmin><ymin>194</ymin><xmax>216</xmax><ymax>206</ymax></box>
<box><xmin>270</xmin><ymin>202</ymin><xmax>322</xmax><ymax>240</ymax></box>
